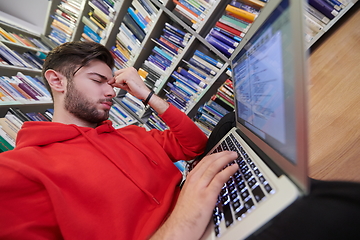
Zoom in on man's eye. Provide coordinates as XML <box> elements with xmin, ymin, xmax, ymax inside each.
<box><xmin>92</xmin><ymin>79</ymin><xmax>102</xmax><ymax>83</ymax></box>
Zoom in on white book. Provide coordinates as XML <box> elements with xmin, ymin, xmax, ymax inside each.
<box><xmin>5</xmin><ymin>113</ymin><xmax>23</xmax><ymax>129</ymax></box>
<box><xmin>0</xmin><ymin>127</ymin><xmax>15</xmax><ymax>147</ymax></box>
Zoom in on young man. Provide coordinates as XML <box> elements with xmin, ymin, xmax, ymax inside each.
<box><xmin>0</xmin><ymin>41</ymin><xmax>238</xmax><ymax>240</ymax></box>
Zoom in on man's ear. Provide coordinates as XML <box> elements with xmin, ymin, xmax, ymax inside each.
<box><xmin>44</xmin><ymin>69</ymin><xmax>66</xmax><ymax>93</ymax></box>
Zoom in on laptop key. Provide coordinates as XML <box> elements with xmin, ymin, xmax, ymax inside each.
<box><xmin>244</xmin><ymin>198</ymin><xmax>255</xmax><ymax>210</ymax></box>
<box><xmin>222</xmin><ymin>203</ymin><xmax>234</xmax><ymax>227</ymax></box>
<box><xmin>264</xmin><ymin>184</ymin><xmax>274</xmax><ymax>194</ymax></box>
<box><xmin>252</xmin><ymin>185</ymin><xmax>266</xmax><ymax>202</ymax></box>
<box><xmin>235</xmin><ymin>206</ymin><xmax>247</xmax><ymax>220</ymax></box>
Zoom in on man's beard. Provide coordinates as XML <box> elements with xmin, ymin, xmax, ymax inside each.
<box><xmin>64</xmin><ymin>82</ymin><xmax>111</xmax><ymax>124</ymax></box>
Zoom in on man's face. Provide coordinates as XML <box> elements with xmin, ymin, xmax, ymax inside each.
<box><xmin>64</xmin><ymin>60</ymin><xmax>115</xmax><ymax>124</ymax></box>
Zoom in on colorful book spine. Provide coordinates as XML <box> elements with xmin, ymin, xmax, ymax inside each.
<box><xmin>308</xmin><ymin>0</ymin><xmax>339</xmax><ymax>20</ymax></box>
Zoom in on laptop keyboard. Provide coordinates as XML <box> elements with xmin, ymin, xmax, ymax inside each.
<box><xmin>210</xmin><ymin>133</ymin><xmax>275</xmax><ymax>237</ymax></box>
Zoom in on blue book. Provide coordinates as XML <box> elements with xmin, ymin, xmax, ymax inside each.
<box><xmin>176</xmin><ymin>67</ymin><xmax>207</xmax><ymax>88</ymax></box>
<box><xmin>0</xmin><ymin>45</ymin><xmax>24</xmax><ymax>67</ymax></box>
<box><xmin>138</xmin><ymin>0</ymin><xmax>157</xmax><ymax>16</ymax></box>
<box><xmin>83</xmin><ymin>25</ymin><xmax>101</xmax><ymax>43</ymax></box>
<box><xmin>187</xmin><ymin>58</ymin><xmax>216</xmax><ymax>76</ymax></box>
<box><xmin>123</xmin><ymin>13</ymin><xmax>146</xmax><ymax>42</ymax></box>
<box><xmin>308</xmin><ymin>0</ymin><xmax>338</xmax><ymax>19</ymax></box>
<box><xmin>163</xmin><ymin>29</ymin><xmax>186</xmax><ymax>47</ymax></box>
<box><xmin>173</xmin><ymin>81</ymin><xmax>196</xmax><ymax>97</ymax></box>
<box><xmin>194</xmin><ymin>50</ymin><xmax>224</xmax><ymax>68</ymax></box>
<box><xmin>172</xmin><ymin>72</ymin><xmax>202</xmax><ymax>92</ymax></box>
<box><xmin>164</xmin><ymin>22</ymin><xmax>189</xmax><ymax>38</ymax></box>
<box><xmin>128</xmin><ymin>7</ymin><xmax>147</xmax><ymax>31</ymax></box>
<box><xmin>111</xmin><ymin>46</ymin><xmax>129</xmax><ymax>63</ymax></box>
<box><xmin>205</xmin><ymin>35</ymin><xmax>234</xmax><ymax>58</ymax></box>
<box><xmin>91</xmin><ymin>0</ymin><xmax>110</xmax><ymax>15</ymax></box>
<box><xmin>153</xmin><ymin>45</ymin><xmax>175</xmax><ymax>60</ymax></box>
<box><xmin>148</xmin><ymin>55</ymin><xmax>169</xmax><ymax>70</ymax></box>
<box><xmin>209</xmin><ymin>29</ymin><xmax>239</xmax><ymax>48</ymax></box>
<box><xmin>166</xmin><ymin>82</ymin><xmax>191</xmax><ymax>101</ymax></box>
<box><xmin>213</xmin><ymin>27</ymin><xmax>242</xmax><ymax>42</ymax></box>
<box><xmin>152</xmin><ymin>51</ymin><xmax>172</xmax><ymax>67</ymax></box>
<box><xmin>178</xmin><ymin>0</ymin><xmax>205</xmax><ymax>18</ymax></box>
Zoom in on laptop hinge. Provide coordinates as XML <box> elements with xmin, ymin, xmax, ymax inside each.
<box><xmin>235</xmin><ymin>129</ymin><xmax>284</xmax><ymax>178</ymax></box>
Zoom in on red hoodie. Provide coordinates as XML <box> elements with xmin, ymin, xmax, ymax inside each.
<box><xmin>0</xmin><ymin>105</ymin><xmax>207</xmax><ymax>240</ymax></box>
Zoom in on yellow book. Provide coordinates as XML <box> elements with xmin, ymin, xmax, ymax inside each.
<box><xmin>0</xmin><ymin>27</ymin><xmax>17</xmax><ymax>43</ymax></box>
<box><xmin>88</xmin><ymin>2</ymin><xmax>110</xmax><ymax>25</ymax></box>
<box><xmin>89</xmin><ymin>12</ymin><xmax>106</xmax><ymax>30</ymax></box>
<box><xmin>138</xmin><ymin>68</ymin><xmax>148</xmax><ymax>79</ymax></box>
<box><xmin>225</xmin><ymin>5</ymin><xmax>257</xmax><ymax>22</ymax></box>
<box><xmin>115</xmin><ymin>42</ymin><xmax>131</xmax><ymax>59</ymax></box>
<box><xmin>241</xmin><ymin>0</ymin><xmax>266</xmax><ymax>9</ymax></box>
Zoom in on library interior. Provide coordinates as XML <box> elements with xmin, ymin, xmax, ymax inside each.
<box><xmin>0</xmin><ymin>0</ymin><xmax>360</xmax><ymax>238</ymax></box>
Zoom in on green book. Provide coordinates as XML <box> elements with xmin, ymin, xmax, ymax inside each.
<box><xmin>220</xmin><ymin>15</ymin><xmax>249</xmax><ymax>31</ymax></box>
<box><xmin>0</xmin><ymin>135</ymin><xmax>14</xmax><ymax>152</ymax></box>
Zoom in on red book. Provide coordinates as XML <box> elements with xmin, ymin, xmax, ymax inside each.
<box><xmin>215</xmin><ymin>21</ymin><xmax>245</xmax><ymax>38</ymax></box>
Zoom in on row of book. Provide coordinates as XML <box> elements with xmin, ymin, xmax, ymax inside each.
<box><xmin>138</xmin><ymin>22</ymin><xmax>192</xmax><ymax>90</ymax></box>
<box><xmin>204</xmin><ymin>0</ymin><xmax>264</xmax><ymax>58</ymax></box>
<box><xmin>81</xmin><ymin>0</ymin><xmax>122</xmax><ymax>44</ymax></box>
<box><xmin>171</xmin><ymin>0</ymin><xmax>218</xmax><ymax>31</ymax></box>
<box><xmin>0</xmin><ymin>73</ymin><xmax>52</xmax><ymax>104</ymax></box>
<box><xmin>164</xmin><ymin>48</ymin><xmax>225</xmax><ymax>112</ymax></box>
<box><xmin>108</xmin><ymin>99</ymin><xmax>138</xmax><ymax>129</ymax></box>
<box><xmin>110</xmin><ymin>0</ymin><xmax>160</xmax><ymax>70</ymax></box>
<box><xmin>304</xmin><ymin>0</ymin><xmax>350</xmax><ymax>42</ymax></box>
<box><xmin>47</xmin><ymin>0</ymin><xmax>83</xmax><ymax>45</ymax></box>
<box><xmin>117</xmin><ymin>22</ymin><xmax>192</xmax><ymax>119</ymax></box>
<box><xmin>0</xmin><ymin>26</ymin><xmax>52</xmax><ymax>52</ymax></box>
<box><xmin>0</xmin><ymin>108</ymin><xmax>54</xmax><ymax>152</ymax></box>
<box><xmin>0</xmin><ymin>99</ymin><xmax>138</xmax><ymax>152</ymax></box>
<box><xmin>144</xmin><ymin>111</ymin><xmax>169</xmax><ymax>131</ymax></box>
<box><xmin>193</xmin><ymin>78</ymin><xmax>234</xmax><ymax>136</ymax></box>
<box><xmin>0</xmin><ymin>41</ymin><xmax>47</xmax><ymax>70</ymax></box>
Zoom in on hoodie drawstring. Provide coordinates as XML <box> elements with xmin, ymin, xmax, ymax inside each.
<box><xmin>74</xmin><ymin>126</ymin><xmax>160</xmax><ymax>205</ymax></box>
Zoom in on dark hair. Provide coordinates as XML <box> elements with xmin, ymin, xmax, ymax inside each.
<box><xmin>42</xmin><ymin>41</ymin><xmax>114</xmax><ymax>96</ymax></box>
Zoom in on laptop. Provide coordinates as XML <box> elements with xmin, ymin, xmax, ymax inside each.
<box><xmin>197</xmin><ymin>0</ymin><xmax>309</xmax><ymax>239</ymax></box>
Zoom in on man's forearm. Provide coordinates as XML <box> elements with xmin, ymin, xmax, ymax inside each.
<box><xmin>147</xmin><ymin>93</ymin><xmax>170</xmax><ymax>115</ymax></box>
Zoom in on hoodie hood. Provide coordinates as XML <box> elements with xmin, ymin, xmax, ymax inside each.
<box><xmin>15</xmin><ymin>120</ymin><xmax>165</xmax><ymax>205</ymax></box>
<box><xmin>15</xmin><ymin>120</ymin><xmax>115</xmax><ymax>148</ymax></box>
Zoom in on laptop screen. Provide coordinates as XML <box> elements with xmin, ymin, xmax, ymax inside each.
<box><xmin>232</xmin><ymin>0</ymin><xmax>297</xmax><ymax>165</ymax></box>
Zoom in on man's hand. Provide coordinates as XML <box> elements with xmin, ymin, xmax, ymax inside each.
<box><xmin>151</xmin><ymin>151</ymin><xmax>239</xmax><ymax>240</ymax></box>
<box><xmin>109</xmin><ymin>67</ymin><xmax>150</xmax><ymax>100</ymax></box>
<box><xmin>108</xmin><ymin>67</ymin><xmax>169</xmax><ymax>114</ymax></box>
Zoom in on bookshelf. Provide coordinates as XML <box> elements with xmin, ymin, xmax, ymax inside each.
<box><xmin>0</xmin><ymin>0</ymin><xmax>358</xmax><ymax>134</ymax></box>
<box><xmin>0</xmin><ymin>20</ymin><xmax>54</xmax><ymax>117</ymax></box>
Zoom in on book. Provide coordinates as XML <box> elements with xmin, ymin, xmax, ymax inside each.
<box><xmin>132</xmin><ymin>0</ymin><xmax>155</xmax><ymax>22</ymax></box>
<box><xmin>0</xmin><ymin>117</ymin><xmax>19</xmax><ymax>140</ymax></box>
<box><xmin>225</xmin><ymin>4</ymin><xmax>257</xmax><ymax>22</ymax></box>
<box><xmin>219</xmin><ymin>15</ymin><xmax>249</xmax><ymax>33</ymax></box>
<box><xmin>176</xmin><ymin>67</ymin><xmax>207</xmax><ymax>88</ymax></box>
<box><xmin>128</xmin><ymin>7</ymin><xmax>149</xmax><ymax>33</ymax></box>
<box><xmin>308</xmin><ymin>0</ymin><xmax>339</xmax><ymax>20</ymax></box>
<box><xmin>172</xmin><ymin>7</ymin><xmax>198</xmax><ymax>30</ymax></box>
<box><xmin>88</xmin><ymin>1</ymin><xmax>110</xmax><ymax>24</ymax></box>
<box><xmin>123</xmin><ymin>12</ymin><xmax>146</xmax><ymax>42</ymax></box>
<box><xmin>205</xmin><ymin>35</ymin><xmax>234</xmax><ymax>57</ymax></box>
<box><xmin>0</xmin><ymin>26</ymin><xmax>18</xmax><ymax>43</ymax></box>
<box><xmin>208</xmin><ymin>29</ymin><xmax>239</xmax><ymax>48</ymax></box>
<box><xmin>240</xmin><ymin>0</ymin><xmax>266</xmax><ymax>9</ymax></box>
<box><xmin>0</xmin><ymin>131</ymin><xmax>15</xmax><ymax>151</ymax></box>
<box><xmin>82</xmin><ymin>16</ymin><xmax>104</xmax><ymax>36</ymax></box>
<box><xmin>305</xmin><ymin>4</ymin><xmax>331</xmax><ymax>24</ymax></box>
<box><xmin>215</xmin><ymin>21</ymin><xmax>245</xmax><ymax>38</ymax></box>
